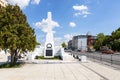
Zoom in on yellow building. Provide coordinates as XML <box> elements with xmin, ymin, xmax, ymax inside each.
<box><xmin>0</xmin><ymin>0</ymin><xmax>7</xmax><ymax>7</ymax></box>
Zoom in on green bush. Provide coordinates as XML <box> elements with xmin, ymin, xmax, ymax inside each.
<box><xmin>35</xmin><ymin>56</ymin><xmax>62</xmax><ymax>60</ymax></box>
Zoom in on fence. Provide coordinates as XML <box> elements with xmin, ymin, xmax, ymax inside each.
<box><xmin>72</xmin><ymin>52</ymin><xmax>120</xmax><ymax>65</ymax></box>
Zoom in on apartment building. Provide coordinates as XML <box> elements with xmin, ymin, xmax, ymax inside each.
<box><xmin>68</xmin><ymin>33</ymin><xmax>96</xmax><ymax>51</ymax></box>
<box><xmin>70</xmin><ymin>35</ymin><xmax>87</xmax><ymax>51</ymax></box>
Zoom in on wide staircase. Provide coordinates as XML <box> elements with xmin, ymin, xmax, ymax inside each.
<box><xmin>62</xmin><ymin>52</ymin><xmax>76</xmax><ymax>62</ymax></box>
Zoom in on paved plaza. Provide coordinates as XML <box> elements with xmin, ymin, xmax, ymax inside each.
<box><xmin>0</xmin><ymin>53</ymin><xmax>120</xmax><ymax>80</ymax></box>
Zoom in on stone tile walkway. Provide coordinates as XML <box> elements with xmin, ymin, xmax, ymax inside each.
<box><xmin>0</xmin><ymin>63</ymin><xmax>104</xmax><ymax>80</ymax></box>
<box><xmin>0</xmin><ymin>52</ymin><xmax>120</xmax><ymax>80</ymax></box>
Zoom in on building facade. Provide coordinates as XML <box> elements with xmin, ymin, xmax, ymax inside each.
<box><xmin>68</xmin><ymin>40</ymin><xmax>72</xmax><ymax>49</ymax></box>
<box><xmin>78</xmin><ymin>35</ymin><xmax>87</xmax><ymax>51</ymax></box>
<box><xmin>68</xmin><ymin>33</ymin><xmax>96</xmax><ymax>52</ymax></box>
<box><xmin>70</xmin><ymin>35</ymin><xmax>87</xmax><ymax>51</ymax></box>
<box><xmin>72</xmin><ymin>36</ymin><xmax>78</xmax><ymax>50</ymax></box>
<box><xmin>87</xmin><ymin>35</ymin><xmax>97</xmax><ymax>50</ymax></box>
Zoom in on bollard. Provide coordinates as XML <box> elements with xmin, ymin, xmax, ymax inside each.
<box><xmin>100</xmin><ymin>53</ymin><xmax>102</xmax><ymax>61</ymax></box>
<box><xmin>111</xmin><ymin>54</ymin><xmax>113</xmax><ymax>65</ymax></box>
<box><xmin>81</xmin><ymin>56</ymin><xmax>87</xmax><ymax>62</ymax></box>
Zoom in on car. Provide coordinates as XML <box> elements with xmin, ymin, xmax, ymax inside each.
<box><xmin>65</xmin><ymin>49</ymin><xmax>72</xmax><ymax>52</ymax></box>
<box><xmin>88</xmin><ymin>49</ymin><xmax>95</xmax><ymax>53</ymax></box>
<box><xmin>101</xmin><ymin>49</ymin><xmax>114</xmax><ymax>54</ymax></box>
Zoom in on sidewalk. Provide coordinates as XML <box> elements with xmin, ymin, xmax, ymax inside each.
<box><xmin>81</xmin><ymin>60</ymin><xmax>120</xmax><ymax>80</ymax></box>
<box><xmin>0</xmin><ymin>52</ymin><xmax>120</xmax><ymax>80</ymax></box>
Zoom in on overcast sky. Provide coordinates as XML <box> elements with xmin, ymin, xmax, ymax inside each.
<box><xmin>8</xmin><ymin>0</ymin><xmax>120</xmax><ymax>45</ymax></box>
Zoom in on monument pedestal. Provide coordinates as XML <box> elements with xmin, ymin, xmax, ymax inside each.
<box><xmin>44</xmin><ymin>43</ymin><xmax>54</xmax><ymax>58</ymax></box>
<box><xmin>46</xmin><ymin>49</ymin><xmax>52</xmax><ymax>56</ymax></box>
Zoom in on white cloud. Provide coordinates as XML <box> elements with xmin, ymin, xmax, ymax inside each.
<box><xmin>31</xmin><ymin>0</ymin><xmax>40</xmax><ymax>5</ymax></box>
<box><xmin>64</xmin><ymin>34</ymin><xmax>73</xmax><ymax>41</ymax></box>
<box><xmin>35</xmin><ymin>12</ymin><xmax>59</xmax><ymax>33</ymax></box>
<box><xmin>73</xmin><ymin>5</ymin><xmax>90</xmax><ymax>17</ymax></box>
<box><xmin>36</xmin><ymin>35</ymin><xmax>45</xmax><ymax>45</ymax></box>
<box><xmin>64</xmin><ymin>34</ymin><xmax>73</xmax><ymax>45</ymax></box>
<box><xmin>8</xmin><ymin>0</ymin><xmax>41</xmax><ymax>9</ymax></box>
<box><xmin>54</xmin><ymin>37</ymin><xmax>62</xmax><ymax>46</ymax></box>
<box><xmin>83</xmin><ymin>15</ymin><xmax>87</xmax><ymax>18</ymax></box>
<box><xmin>8</xmin><ymin>0</ymin><xmax>30</xmax><ymax>9</ymax></box>
<box><xmin>73</xmin><ymin>5</ymin><xmax>88</xmax><ymax>11</ymax></box>
<box><xmin>54</xmin><ymin>34</ymin><xmax>74</xmax><ymax>46</ymax></box>
<box><xmin>69</xmin><ymin>22</ymin><xmax>76</xmax><ymax>28</ymax></box>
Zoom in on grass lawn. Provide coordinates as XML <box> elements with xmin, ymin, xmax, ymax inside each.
<box><xmin>0</xmin><ymin>62</ymin><xmax>25</xmax><ymax>68</ymax></box>
<box><xmin>35</xmin><ymin>56</ymin><xmax>62</xmax><ymax>60</ymax></box>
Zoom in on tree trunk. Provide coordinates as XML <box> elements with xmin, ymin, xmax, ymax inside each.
<box><xmin>11</xmin><ymin>54</ymin><xmax>15</xmax><ymax>65</ymax></box>
<box><xmin>14</xmin><ymin>50</ymin><xmax>18</xmax><ymax>63</ymax></box>
<box><xmin>10</xmin><ymin>50</ymin><xmax>18</xmax><ymax>65</ymax></box>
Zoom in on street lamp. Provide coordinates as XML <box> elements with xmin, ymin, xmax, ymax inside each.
<box><xmin>81</xmin><ymin>41</ymin><xmax>82</xmax><ymax>51</ymax></box>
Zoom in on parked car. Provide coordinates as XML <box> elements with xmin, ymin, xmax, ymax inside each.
<box><xmin>101</xmin><ymin>49</ymin><xmax>114</xmax><ymax>54</ymax></box>
<box><xmin>65</xmin><ymin>49</ymin><xmax>72</xmax><ymax>52</ymax></box>
<box><xmin>88</xmin><ymin>49</ymin><xmax>95</xmax><ymax>53</ymax></box>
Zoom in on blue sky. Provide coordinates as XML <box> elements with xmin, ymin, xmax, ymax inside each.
<box><xmin>8</xmin><ymin>0</ymin><xmax>120</xmax><ymax>45</ymax></box>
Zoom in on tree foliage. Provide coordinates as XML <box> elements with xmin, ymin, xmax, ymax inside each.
<box><xmin>94</xmin><ymin>33</ymin><xmax>105</xmax><ymax>50</ymax></box>
<box><xmin>61</xmin><ymin>42</ymin><xmax>66</xmax><ymax>48</ymax></box>
<box><xmin>94</xmin><ymin>27</ymin><xmax>120</xmax><ymax>51</ymax></box>
<box><xmin>0</xmin><ymin>5</ymin><xmax>37</xmax><ymax>64</ymax></box>
<box><xmin>111</xmin><ymin>28</ymin><xmax>120</xmax><ymax>51</ymax></box>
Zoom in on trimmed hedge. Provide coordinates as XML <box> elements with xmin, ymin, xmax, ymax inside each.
<box><xmin>35</xmin><ymin>56</ymin><xmax>62</xmax><ymax>60</ymax></box>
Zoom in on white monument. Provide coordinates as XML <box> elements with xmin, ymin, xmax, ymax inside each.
<box><xmin>27</xmin><ymin>12</ymin><xmax>64</xmax><ymax>60</ymax></box>
<box><xmin>44</xmin><ymin>12</ymin><xmax>59</xmax><ymax>58</ymax></box>
<box><xmin>44</xmin><ymin>12</ymin><xmax>54</xmax><ymax>58</ymax></box>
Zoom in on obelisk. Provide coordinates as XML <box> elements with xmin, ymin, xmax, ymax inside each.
<box><xmin>44</xmin><ymin>12</ymin><xmax>55</xmax><ymax>58</ymax></box>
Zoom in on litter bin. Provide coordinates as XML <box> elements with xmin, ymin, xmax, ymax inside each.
<box><xmin>81</xmin><ymin>56</ymin><xmax>87</xmax><ymax>62</ymax></box>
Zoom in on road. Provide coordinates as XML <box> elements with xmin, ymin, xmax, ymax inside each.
<box><xmin>70</xmin><ymin>51</ymin><xmax>120</xmax><ymax>66</ymax></box>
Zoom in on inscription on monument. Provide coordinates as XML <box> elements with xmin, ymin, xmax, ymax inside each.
<box><xmin>46</xmin><ymin>50</ymin><xmax>52</xmax><ymax>56</ymax></box>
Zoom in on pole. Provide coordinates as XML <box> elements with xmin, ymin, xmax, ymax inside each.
<box><xmin>100</xmin><ymin>53</ymin><xmax>102</xmax><ymax>61</ymax></box>
<box><xmin>111</xmin><ymin>54</ymin><xmax>113</xmax><ymax>65</ymax></box>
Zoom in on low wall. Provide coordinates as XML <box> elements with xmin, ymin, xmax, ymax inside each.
<box><xmin>27</xmin><ymin>46</ymin><xmax>64</xmax><ymax>60</ymax></box>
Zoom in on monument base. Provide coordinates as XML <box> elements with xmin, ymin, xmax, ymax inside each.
<box><xmin>27</xmin><ymin>45</ymin><xmax>64</xmax><ymax>60</ymax></box>
<box><xmin>44</xmin><ymin>49</ymin><xmax>54</xmax><ymax>58</ymax></box>
<box><xmin>44</xmin><ymin>42</ymin><xmax>54</xmax><ymax>58</ymax></box>
<box><xmin>46</xmin><ymin>50</ymin><xmax>52</xmax><ymax>56</ymax></box>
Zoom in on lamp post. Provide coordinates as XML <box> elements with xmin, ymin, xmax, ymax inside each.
<box><xmin>81</xmin><ymin>41</ymin><xmax>82</xmax><ymax>52</ymax></box>
<box><xmin>111</xmin><ymin>53</ymin><xmax>113</xmax><ymax>65</ymax></box>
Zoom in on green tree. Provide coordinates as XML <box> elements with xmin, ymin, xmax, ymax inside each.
<box><xmin>102</xmin><ymin>35</ymin><xmax>112</xmax><ymax>48</ymax></box>
<box><xmin>111</xmin><ymin>40</ymin><xmax>120</xmax><ymax>51</ymax></box>
<box><xmin>0</xmin><ymin>5</ymin><xmax>37</xmax><ymax>64</ymax></box>
<box><xmin>36</xmin><ymin>42</ymin><xmax>41</xmax><ymax>45</ymax></box>
<box><xmin>61</xmin><ymin>42</ymin><xmax>66</xmax><ymax>48</ymax></box>
<box><xmin>111</xmin><ymin>27</ymin><xmax>120</xmax><ymax>51</ymax></box>
<box><xmin>94</xmin><ymin>33</ymin><xmax>105</xmax><ymax>50</ymax></box>
<box><xmin>112</xmin><ymin>30</ymin><xmax>120</xmax><ymax>39</ymax></box>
